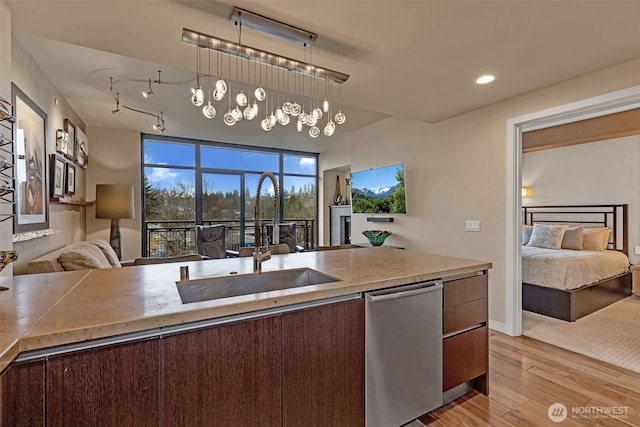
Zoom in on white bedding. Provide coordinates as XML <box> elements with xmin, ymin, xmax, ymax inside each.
<box><xmin>522</xmin><ymin>246</ymin><xmax>629</xmax><ymax>291</ymax></box>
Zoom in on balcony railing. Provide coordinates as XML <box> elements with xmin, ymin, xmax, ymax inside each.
<box><xmin>144</xmin><ymin>219</ymin><xmax>315</xmax><ymax>257</ymax></box>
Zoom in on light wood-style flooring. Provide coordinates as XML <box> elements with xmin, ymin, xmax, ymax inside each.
<box><xmin>420</xmin><ymin>331</ymin><xmax>640</xmax><ymax>426</ymax></box>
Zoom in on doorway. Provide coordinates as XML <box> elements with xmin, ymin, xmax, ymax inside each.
<box><xmin>505</xmin><ymin>85</ymin><xmax>640</xmax><ymax>336</ymax></box>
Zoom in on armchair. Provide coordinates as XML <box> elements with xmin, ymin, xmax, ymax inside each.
<box><xmin>266</xmin><ymin>222</ymin><xmax>299</xmax><ymax>253</ymax></box>
<box><xmin>195</xmin><ymin>224</ymin><xmax>228</xmax><ymax>259</ymax></box>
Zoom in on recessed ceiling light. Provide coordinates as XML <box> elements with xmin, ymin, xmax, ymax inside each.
<box><xmin>476</xmin><ymin>74</ymin><xmax>495</xmax><ymax>85</ymax></box>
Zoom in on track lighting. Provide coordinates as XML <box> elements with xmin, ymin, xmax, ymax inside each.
<box><xmin>153</xmin><ymin>113</ymin><xmax>166</xmax><ymax>133</ymax></box>
<box><xmin>142</xmin><ymin>78</ymin><xmax>154</xmax><ymax>98</ymax></box>
<box><xmin>111</xmin><ymin>92</ymin><xmax>120</xmax><ymax>114</ymax></box>
<box><xmin>109</xmin><ymin>77</ymin><xmax>166</xmax><ymax>132</ymax></box>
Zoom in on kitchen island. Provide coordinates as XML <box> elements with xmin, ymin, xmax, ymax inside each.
<box><xmin>0</xmin><ymin>247</ymin><xmax>491</xmax><ymax>426</ymax></box>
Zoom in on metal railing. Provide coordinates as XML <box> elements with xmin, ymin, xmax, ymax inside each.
<box><xmin>144</xmin><ymin>219</ymin><xmax>315</xmax><ymax>257</ymax></box>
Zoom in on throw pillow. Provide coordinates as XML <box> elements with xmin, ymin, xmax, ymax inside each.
<box><xmin>561</xmin><ymin>225</ymin><xmax>584</xmax><ymax>250</ymax></box>
<box><xmin>582</xmin><ymin>228</ymin><xmax>611</xmax><ymax>251</ymax></box>
<box><xmin>527</xmin><ymin>224</ymin><xmax>568</xmax><ymax>250</ymax></box>
<box><xmin>89</xmin><ymin>239</ymin><xmax>122</xmax><ymax>268</ymax></box>
<box><xmin>58</xmin><ymin>243</ymin><xmax>113</xmax><ymax>271</ymax></box>
<box><xmin>521</xmin><ymin>225</ymin><xmax>534</xmax><ymax>245</ymax></box>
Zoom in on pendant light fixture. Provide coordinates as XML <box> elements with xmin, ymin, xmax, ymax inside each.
<box><xmin>191</xmin><ymin>40</ymin><xmax>205</xmax><ymax>107</ymax></box>
<box><xmin>178</xmin><ymin>6</ymin><xmax>350</xmax><ymax>138</ymax></box>
<box><xmin>202</xmin><ymin>48</ymin><xmax>216</xmax><ymax>119</ymax></box>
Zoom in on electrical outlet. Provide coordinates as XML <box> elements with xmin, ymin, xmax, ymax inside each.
<box><xmin>635</xmin><ymin>245</ymin><xmax>640</xmax><ymax>255</ymax></box>
<box><xmin>465</xmin><ymin>220</ymin><xmax>480</xmax><ymax>232</ymax></box>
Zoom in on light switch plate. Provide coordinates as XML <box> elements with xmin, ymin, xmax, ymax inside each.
<box><xmin>465</xmin><ymin>220</ymin><xmax>480</xmax><ymax>232</ymax></box>
<box><xmin>635</xmin><ymin>245</ymin><xmax>640</xmax><ymax>255</ymax></box>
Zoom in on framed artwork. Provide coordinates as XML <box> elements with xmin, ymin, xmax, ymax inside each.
<box><xmin>75</xmin><ymin>126</ymin><xmax>88</xmax><ymax>168</ymax></box>
<box><xmin>65</xmin><ymin>162</ymin><xmax>76</xmax><ymax>195</ymax></box>
<box><xmin>51</xmin><ymin>153</ymin><xmax>66</xmax><ymax>198</ymax></box>
<box><xmin>63</xmin><ymin>118</ymin><xmax>76</xmax><ymax>160</ymax></box>
<box><xmin>55</xmin><ymin>129</ymin><xmax>69</xmax><ymax>156</ymax></box>
<box><xmin>12</xmin><ymin>83</ymin><xmax>49</xmax><ymax>233</ymax></box>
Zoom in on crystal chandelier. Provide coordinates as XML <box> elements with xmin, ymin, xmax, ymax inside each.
<box><xmin>181</xmin><ymin>7</ymin><xmax>349</xmax><ymax>139</ymax></box>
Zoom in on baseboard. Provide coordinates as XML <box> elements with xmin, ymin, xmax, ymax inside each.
<box><xmin>488</xmin><ymin>319</ymin><xmax>511</xmax><ymax>335</ymax></box>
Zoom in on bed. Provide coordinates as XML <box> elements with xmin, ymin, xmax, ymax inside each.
<box><xmin>522</xmin><ymin>205</ymin><xmax>632</xmax><ymax>322</ymax></box>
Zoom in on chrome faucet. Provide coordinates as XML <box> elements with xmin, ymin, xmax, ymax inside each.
<box><xmin>253</xmin><ymin>172</ymin><xmax>280</xmax><ymax>273</ymax></box>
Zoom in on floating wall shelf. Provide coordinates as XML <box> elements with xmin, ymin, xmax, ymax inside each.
<box><xmin>366</xmin><ymin>217</ymin><xmax>394</xmax><ymax>223</ymax></box>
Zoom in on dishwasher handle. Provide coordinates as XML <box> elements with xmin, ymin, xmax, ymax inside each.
<box><xmin>366</xmin><ymin>281</ymin><xmax>443</xmax><ymax>303</ymax></box>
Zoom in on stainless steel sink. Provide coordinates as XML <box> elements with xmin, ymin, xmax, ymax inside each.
<box><xmin>176</xmin><ymin>268</ymin><xmax>340</xmax><ymax>304</ymax></box>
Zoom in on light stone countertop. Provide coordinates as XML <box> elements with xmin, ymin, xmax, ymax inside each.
<box><xmin>0</xmin><ymin>247</ymin><xmax>491</xmax><ymax>372</ymax></box>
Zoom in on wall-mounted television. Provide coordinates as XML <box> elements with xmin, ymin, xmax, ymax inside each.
<box><xmin>350</xmin><ymin>163</ymin><xmax>406</xmax><ymax>214</ymax></box>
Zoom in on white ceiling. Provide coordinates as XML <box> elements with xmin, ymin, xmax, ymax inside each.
<box><xmin>6</xmin><ymin>0</ymin><xmax>640</xmax><ymax>152</ymax></box>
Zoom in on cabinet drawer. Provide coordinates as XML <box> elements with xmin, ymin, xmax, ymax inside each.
<box><xmin>443</xmin><ymin>298</ymin><xmax>487</xmax><ymax>335</ymax></box>
<box><xmin>443</xmin><ymin>274</ymin><xmax>487</xmax><ymax>307</ymax></box>
<box><xmin>443</xmin><ymin>326</ymin><xmax>487</xmax><ymax>391</ymax></box>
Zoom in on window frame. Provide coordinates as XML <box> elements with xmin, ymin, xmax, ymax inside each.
<box><xmin>141</xmin><ymin>134</ymin><xmax>319</xmax><ymax>255</ymax></box>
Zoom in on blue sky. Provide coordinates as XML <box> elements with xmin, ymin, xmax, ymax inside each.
<box><xmin>144</xmin><ymin>140</ymin><xmax>316</xmax><ymax>193</ymax></box>
<box><xmin>351</xmin><ymin>163</ymin><xmax>404</xmax><ymax>191</ymax></box>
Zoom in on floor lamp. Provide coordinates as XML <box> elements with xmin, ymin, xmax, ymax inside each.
<box><xmin>96</xmin><ymin>184</ymin><xmax>135</xmax><ymax>260</ymax></box>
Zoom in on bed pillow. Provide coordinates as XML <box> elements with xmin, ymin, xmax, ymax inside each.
<box><xmin>521</xmin><ymin>225</ymin><xmax>534</xmax><ymax>245</ymax></box>
<box><xmin>561</xmin><ymin>225</ymin><xmax>584</xmax><ymax>250</ymax></box>
<box><xmin>582</xmin><ymin>228</ymin><xmax>611</xmax><ymax>251</ymax></box>
<box><xmin>526</xmin><ymin>224</ymin><xmax>568</xmax><ymax>249</ymax></box>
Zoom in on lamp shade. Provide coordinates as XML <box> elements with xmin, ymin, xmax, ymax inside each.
<box><xmin>96</xmin><ymin>184</ymin><xmax>135</xmax><ymax>219</ymax></box>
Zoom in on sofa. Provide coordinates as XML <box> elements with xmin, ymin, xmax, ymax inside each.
<box><xmin>27</xmin><ymin>240</ymin><xmax>203</xmax><ymax>274</ymax></box>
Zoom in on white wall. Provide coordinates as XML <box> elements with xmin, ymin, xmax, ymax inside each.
<box><xmin>335</xmin><ymin>57</ymin><xmax>640</xmax><ymax>328</ymax></box>
<box><xmin>522</xmin><ymin>135</ymin><xmax>640</xmax><ymax>264</ymax></box>
<box><xmin>86</xmin><ymin>126</ymin><xmax>141</xmax><ymax>260</ymax></box>
<box><xmin>10</xmin><ymin>36</ymin><xmax>87</xmax><ymax>274</ymax></box>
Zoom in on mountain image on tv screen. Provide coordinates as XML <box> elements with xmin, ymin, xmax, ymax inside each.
<box><xmin>351</xmin><ymin>163</ymin><xmax>406</xmax><ymax>214</ymax></box>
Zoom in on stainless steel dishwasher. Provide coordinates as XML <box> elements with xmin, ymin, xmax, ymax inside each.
<box><xmin>365</xmin><ymin>280</ymin><xmax>443</xmax><ymax>427</ymax></box>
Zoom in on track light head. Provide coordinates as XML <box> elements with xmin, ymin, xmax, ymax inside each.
<box><xmin>142</xmin><ymin>79</ymin><xmax>154</xmax><ymax>98</ymax></box>
<box><xmin>153</xmin><ymin>113</ymin><xmax>165</xmax><ymax>132</ymax></box>
<box><xmin>112</xmin><ymin>92</ymin><xmax>120</xmax><ymax>114</ymax></box>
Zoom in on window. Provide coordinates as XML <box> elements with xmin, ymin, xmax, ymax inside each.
<box><xmin>142</xmin><ymin>135</ymin><xmax>318</xmax><ymax>256</ymax></box>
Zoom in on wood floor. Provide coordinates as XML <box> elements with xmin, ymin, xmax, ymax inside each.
<box><xmin>419</xmin><ymin>331</ymin><xmax>640</xmax><ymax>426</ymax></box>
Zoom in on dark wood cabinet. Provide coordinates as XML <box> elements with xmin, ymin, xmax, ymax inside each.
<box><xmin>442</xmin><ymin>273</ymin><xmax>489</xmax><ymax>395</ymax></box>
<box><xmin>443</xmin><ymin>326</ymin><xmax>488</xmax><ymax>391</ymax></box>
<box><xmin>46</xmin><ymin>339</ymin><xmax>160</xmax><ymax>426</ymax></box>
<box><xmin>0</xmin><ymin>360</ymin><xmax>45</xmax><ymax>426</ymax></box>
<box><xmin>282</xmin><ymin>298</ymin><xmax>365</xmax><ymax>427</ymax></box>
<box><xmin>162</xmin><ymin>315</ymin><xmax>282</xmax><ymax>427</ymax></box>
<box><xmin>2</xmin><ymin>297</ymin><xmax>365</xmax><ymax>425</ymax></box>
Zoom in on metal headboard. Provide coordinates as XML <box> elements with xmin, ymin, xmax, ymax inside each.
<box><xmin>522</xmin><ymin>204</ymin><xmax>628</xmax><ymax>255</ymax></box>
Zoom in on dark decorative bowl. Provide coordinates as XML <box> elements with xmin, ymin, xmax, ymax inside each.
<box><xmin>362</xmin><ymin>230</ymin><xmax>392</xmax><ymax>246</ymax></box>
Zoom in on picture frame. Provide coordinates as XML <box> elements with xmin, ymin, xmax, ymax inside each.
<box><xmin>12</xmin><ymin>83</ymin><xmax>49</xmax><ymax>233</ymax></box>
<box><xmin>75</xmin><ymin>126</ymin><xmax>88</xmax><ymax>168</ymax></box>
<box><xmin>51</xmin><ymin>153</ymin><xmax>66</xmax><ymax>198</ymax></box>
<box><xmin>65</xmin><ymin>162</ymin><xmax>76</xmax><ymax>195</ymax></box>
<box><xmin>55</xmin><ymin>129</ymin><xmax>69</xmax><ymax>156</ymax></box>
<box><xmin>63</xmin><ymin>118</ymin><xmax>76</xmax><ymax>160</ymax></box>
